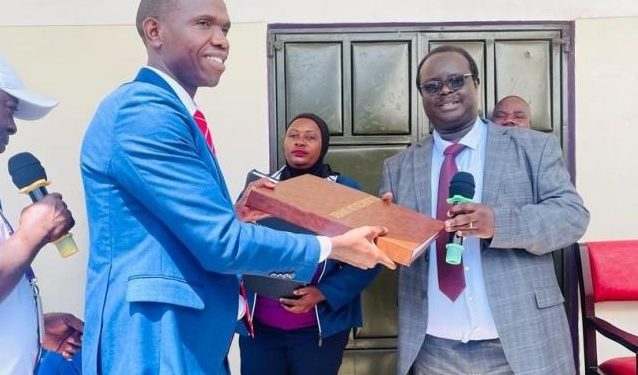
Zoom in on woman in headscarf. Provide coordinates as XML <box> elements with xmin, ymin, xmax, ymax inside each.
<box><xmin>239</xmin><ymin>113</ymin><xmax>380</xmax><ymax>375</ymax></box>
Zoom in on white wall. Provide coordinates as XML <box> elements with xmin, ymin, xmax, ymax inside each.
<box><xmin>576</xmin><ymin>17</ymin><xmax>638</xmax><ymax>241</ymax></box>
<box><xmin>2</xmin><ymin>0</ymin><xmax>638</xmax><ymax>25</ymax></box>
<box><xmin>1</xmin><ymin>1</ymin><xmax>638</xmax><ymax>373</ymax></box>
<box><xmin>0</xmin><ymin>26</ymin><xmax>145</xmax><ymax>317</ymax></box>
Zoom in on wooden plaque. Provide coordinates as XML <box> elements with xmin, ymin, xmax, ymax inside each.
<box><xmin>246</xmin><ymin>174</ymin><xmax>444</xmax><ymax>266</ymax></box>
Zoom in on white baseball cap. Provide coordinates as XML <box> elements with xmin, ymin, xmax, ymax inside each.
<box><xmin>0</xmin><ymin>55</ymin><xmax>57</xmax><ymax>121</ymax></box>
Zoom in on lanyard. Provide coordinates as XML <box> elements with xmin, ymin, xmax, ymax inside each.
<box><xmin>0</xmin><ymin>208</ymin><xmax>44</xmax><ymax>368</ymax></box>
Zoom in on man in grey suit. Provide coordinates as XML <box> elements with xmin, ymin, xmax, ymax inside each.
<box><xmin>381</xmin><ymin>45</ymin><xmax>589</xmax><ymax>374</ymax></box>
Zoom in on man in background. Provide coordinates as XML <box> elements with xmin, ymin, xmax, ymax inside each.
<box><xmin>492</xmin><ymin>95</ymin><xmax>532</xmax><ymax>128</ymax></box>
<box><xmin>0</xmin><ymin>55</ymin><xmax>82</xmax><ymax>374</ymax></box>
<box><xmin>382</xmin><ymin>45</ymin><xmax>589</xmax><ymax>375</ymax></box>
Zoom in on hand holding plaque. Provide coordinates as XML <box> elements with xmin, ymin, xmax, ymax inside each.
<box><xmin>329</xmin><ymin>225</ymin><xmax>394</xmax><ymax>269</ymax></box>
<box><xmin>246</xmin><ymin>174</ymin><xmax>444</xmax><ymax>266</ymax></box>
<box><xmin>235</xmin><ymin>172</ymin><xmax>277</xmax><ymax>222</ymax></box>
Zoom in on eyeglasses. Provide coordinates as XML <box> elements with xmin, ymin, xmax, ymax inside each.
<box><xmin>418</xmin><ymin>73</ymin><xmax>474</xmax><ymax>95</ymax></box>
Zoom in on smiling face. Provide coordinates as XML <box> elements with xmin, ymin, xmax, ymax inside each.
<box><xmin>142</xmin><ymin>0</ymin><xmax>231</xmax><ymax>97</ymax></box>
<box><xmin>418</xmin><ymin>51</ymin><xmax>479</xmax><ymax>139</ymax></box>
<box><xmin>0</xmin><ymin>90</ymin><xmax>18</xmax><ymax>153</ymax></box>
<box><xmin>283</xmin><ymin>117</ymin><xmax>323</xmax><ymax>170</ymax></box>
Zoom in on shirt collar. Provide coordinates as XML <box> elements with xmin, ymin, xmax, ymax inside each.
<box><xmin>433</xmin><ymin>117</ymin><xmax>484</xmax><ymax>155</ymax></box>
<box><xmin>144</xmin><ymin>66</ymin><xmax>197</xmax><ymax>116</ymax></box>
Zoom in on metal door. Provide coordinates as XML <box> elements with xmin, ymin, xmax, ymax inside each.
<box><xmin>268</xmin><ymin>23</ymin><xmax>574</xmax><ymax>375</ymax></box>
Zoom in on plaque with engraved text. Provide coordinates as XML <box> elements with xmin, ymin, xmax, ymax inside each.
<box><xmin>246</xmin><ymin>174</ymin><xmax>444</xmax><ymax>266</ymax></box>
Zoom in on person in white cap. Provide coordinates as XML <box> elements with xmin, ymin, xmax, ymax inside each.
<box><xmin>0</xmin><ymin>55</ymin><xmax>82</xmax><ymax>374</ymax></box>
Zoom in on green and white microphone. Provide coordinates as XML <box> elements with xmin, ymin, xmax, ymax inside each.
<box><xmin>445</xmin><ymin>172</ymin><xmax>475</xmax><ymax>265</ymax></box>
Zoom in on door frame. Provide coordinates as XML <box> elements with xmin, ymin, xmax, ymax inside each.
<box><xmin>266</xmin><ymin>20</ymin><xmax>579</xmax><ymax>372</ymax></box>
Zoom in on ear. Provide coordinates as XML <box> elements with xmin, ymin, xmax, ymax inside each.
<box><xmin>473</xmin><ymin>77</ymin><xmax>481</xmax><ymax>86</ymax></box>
<box><xmin>142</xmin><ymin>17</ymin><xmax>163</xmax><ymax>48</ymax></box>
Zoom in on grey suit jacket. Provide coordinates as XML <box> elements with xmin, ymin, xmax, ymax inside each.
<box><xmin>381</xmin><ymin>121</ymin><xmax>589</xmax><ymax>375</ymax></box>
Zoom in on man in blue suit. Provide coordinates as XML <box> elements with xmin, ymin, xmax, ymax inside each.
<box><xmin>80</xmin><ymin>1</ymin><xmax>395</xmax><ymax>374</ymax></box>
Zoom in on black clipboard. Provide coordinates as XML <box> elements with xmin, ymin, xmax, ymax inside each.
<box><xmin>242</xmin><ymin>274</ymin><xmax>303</xmax><ymax>300</ymax></box>
<box><xmin>242</xmin><ymin>169</ymin><xmax>309</xmax><ymax>299</ymax></box>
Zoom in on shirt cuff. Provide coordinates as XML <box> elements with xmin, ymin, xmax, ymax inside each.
<box><xmin>317</xmin><ymin>236</ymin><xmax>332</xmax><ymax>262</ymax></box>
<box><xmin>237</xmin><ymin>296</ymin><xmax>246</xmax><ymax>320</ymax></box>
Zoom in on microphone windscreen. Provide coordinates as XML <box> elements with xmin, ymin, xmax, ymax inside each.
<box><xmin>449</xmin><ymin>171</ymin><xmax>475</xmax><ymax>199</ymax></box>
<box><xmin>8</xmin><ymin>152</ymin><xmax>47</xmax><ymax>189</ymax></box>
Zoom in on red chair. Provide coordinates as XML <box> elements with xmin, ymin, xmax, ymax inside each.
<box><xmin>577</xmin><ymin>240</ymin><xmax>638</xmax><ymax>375</ymax></box>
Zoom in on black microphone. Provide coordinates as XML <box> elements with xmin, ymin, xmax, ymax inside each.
<box><xmin>445</xmin><ymin>172</ymin><xmax>475</xmax><ymax>265</ymax></box>
<box><xmin>8</xmin><ymin>152</ymin><xmax>78</xmax><ymax>257</ymax></box>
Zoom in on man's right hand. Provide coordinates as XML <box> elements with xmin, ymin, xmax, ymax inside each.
<box><xmin>329</xmin><ymin>226</ymin><xmax>396</xmax><ymax>270</ymax></box>
<box><xmin>0</xmin><ymin>193</ymin><xmax>75</xmax><ymax>302</ymax></box>
<box><xmin>16</xmin><ymin>193</ymin><xmax>75</xmax><ymax>251</ymax></box>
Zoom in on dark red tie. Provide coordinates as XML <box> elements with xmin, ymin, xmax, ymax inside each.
<box><xmin>193</xmin><ymin>109</ymin><xmax>216</xmax><ymax>154</ymax></box>
<box><xmin>436</xmin><ymin>143</ymin><xmax>466</xmax><ymax>301</ymax></box>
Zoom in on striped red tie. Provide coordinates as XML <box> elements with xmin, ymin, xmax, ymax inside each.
<box><xmin>193</xmin><ymin>110</ymin><xmax>253</xmax><ymax>336</ymax></box>
<box><xmin>193</xmin><ymin>109</ymin><xmax>216</xmax><ymax>155</ymax></box>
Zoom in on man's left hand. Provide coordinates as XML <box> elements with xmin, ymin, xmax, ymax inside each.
<box><xmin>446</xmin><ymin>202</ymin><xmax>495</xmax><ymax>239</ymax></box>
<box><xmin>279</xmin><ymin>286</ymin><xmax>326</xmax><ymax>314</ymax></box>
<box><xmin>235</xmin><ymin>178</ymin><xmax>275</xmax><ymax>222</ymax></box>
<box><xmin>43</xmin><ymin>312</ymin><xmax>84</xmax><ymax>360</ymax></box>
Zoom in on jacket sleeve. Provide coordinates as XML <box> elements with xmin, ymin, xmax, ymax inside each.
<box><xmin>490</xmin><ymin>134</ymin><xmax>590</xmax><ymax>255</ymax></box>
<box><xmin>317</xmin><ymin>264</ymin><xmax>381</xmax><ymax>310</ymax></box>
<box><xmin>109</xmin><ymin>97</ymin><xmax>319</xmax><ymax>281</ymax></box>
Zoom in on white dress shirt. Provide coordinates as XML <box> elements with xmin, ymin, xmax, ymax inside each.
<box><xmin>0</xmin><ymin>211</ymin><xmax>39</xmax><ymax>375</ymax></box>
<box><xmin>426</xmin><ymin>118</ymin><xmax>499</xmax><ymax>342</ymax></box>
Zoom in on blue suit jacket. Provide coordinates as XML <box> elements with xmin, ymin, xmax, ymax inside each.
<box><xmin>80</xmin><ymin>68</ymin><xmax>320</xmax><ymax>375</ymax></box>
<box><xmin>38</xmin><ymin>350</ymin><xmax>81</xmax><ymax>375</ymax></box>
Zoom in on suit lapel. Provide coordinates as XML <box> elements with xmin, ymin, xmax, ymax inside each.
<box><xmin>134</xmin><ymin>68</ymin><xmax>178</xmax><ymax>98</ymax></box>
<box><xmin>482</xmin><ymin>122</ymin><xmax>509</xmax><ymax>205</ymax></box>
<box><xmin>134</xmin><ymin>68</ymin><xmax>232</xmax><ymax>202</ymax></box>
<box><xmin>413</xmin><ymin>137</ymin><xmax>434</xmax><ymax>215</ymax></box>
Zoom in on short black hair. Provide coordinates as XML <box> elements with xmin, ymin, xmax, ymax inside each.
<box><xmin>136</xmin><ymin>0</ymin><xmax>175</xmax><ymax>40</ymax></box>
<box><xmin>415</xmin><ymin>45</ymin><xmax>480</xmax><ymax>89</ymax></box>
